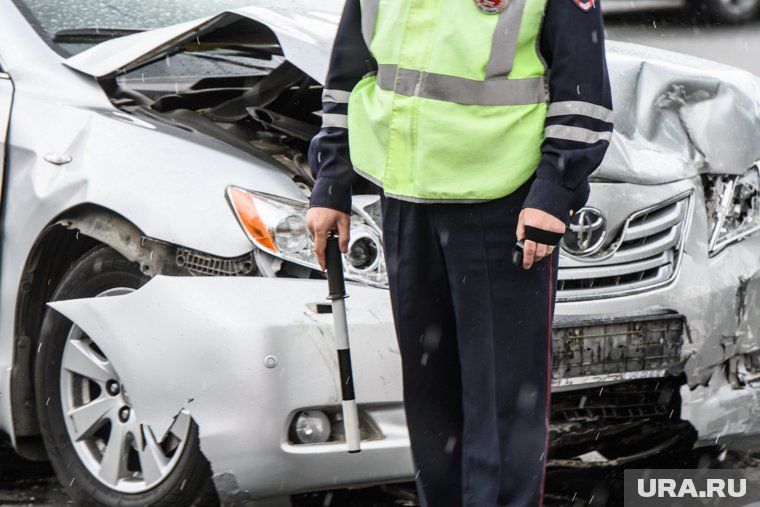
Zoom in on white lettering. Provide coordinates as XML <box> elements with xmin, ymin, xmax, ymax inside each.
<box><xmin>706</xmin><ymin>479</ymin><xmax>726</xmax><ymax>497</ymax></box>
<box><xmin>633</xmin><ymin>473</ymin><xmax>747</xmax><ymax>500</ymax></box>
<box><xmin>660</xmin><ymin>479</ymin><xmax>677</xmax><ymax>497</ymax></box>
<box><xmin>728</xmin><ymin>479</ymin><xmax>746</xmax><ymax>498</ymax></box>
<box><xmin>677</xmin><ymin>479</ymin><xmax>699</xmax><ymax>497</ymax></box>
<box><xmin>637</xmin><ymin>479</ymin><xmax>657</xmax><ymax>498</ymax></box>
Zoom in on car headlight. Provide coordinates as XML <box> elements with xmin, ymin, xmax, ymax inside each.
<box><xmin>225</xmin><ymin>186</ymin><xmax>387</xmax><ymax>286</ymax></box>
<box><xmin>704</xmin><ymin>163</ymin><xmax>760</xmax><ymax>255</ymax></box>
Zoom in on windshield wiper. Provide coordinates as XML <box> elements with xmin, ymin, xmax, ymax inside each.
<box><xmin>53</xmin><ymin>28</ymin><xmax>144</xmax><ymax>43</ymax></box>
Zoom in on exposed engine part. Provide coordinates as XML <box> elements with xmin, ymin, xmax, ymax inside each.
<box><xmin>703</xmin><ymin>164</ymin><xmax>760</xmax><ymax>255</ymax></box>
<box><xmin>63</xmin><ymin>209</ymin><xmax>260</xmax><ymax>279</ymax></box>
<box><xmin>251</xmin><ymin>130</ymin><xmax>290</xmax><ymax>155</ymax></box>
<box><xmin>254</xmin><ymin>250</ymin><xmax>314</xmax><ymax>280</ymax></box>
<box><xmin>272</xmin><ymin>152</ymin><xmax>314</xmax><ymax>186</ymax></box>
<box><xmin>248</xmin><ymin>106</ymin><xmax>319</xmax><ymax>142</ymax></box>
<box><xmin>727</xmin><ymin>351</ymin><xmax>760</xmax><ymax>388</ymax></box>
<box><xmin>176</xmin><ymin>247</ymin><xmax>256</xmax><ymax>277</ymax></box>
<box><xmin>117</xmin><ymin>57</ymin><xmax>323</xmax><ymax>189</ymax></box>
<box><xmin>62</xmin><ymin>209</ymin><xmax>186</xmax><ymax>276</ymax></box>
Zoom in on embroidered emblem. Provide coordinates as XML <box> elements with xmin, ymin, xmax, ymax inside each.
<box><xmin>572</xmin><ymin>0</ymin><xmax>596</xmax><ymax>12</ymax></box>
<box><xmin>474</xmin><ymin>0</ymin><xmax>510</xmax><ymax>14</ymax></box>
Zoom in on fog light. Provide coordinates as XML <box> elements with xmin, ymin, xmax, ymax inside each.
<box><xmin>292</xmin><ymin>410</ymin><xmax>331</xmax><ymax>444</ymax></box>
<box><xmin>273</xmin><ymin>215</ymin><xmax>308</xmax><ymax>253</ymax></box>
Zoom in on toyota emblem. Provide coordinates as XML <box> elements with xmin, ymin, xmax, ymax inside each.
<box><xmin>561</xmin><ymin>208</ymin><xmax>607</xmax><ymax>257</ymax></box>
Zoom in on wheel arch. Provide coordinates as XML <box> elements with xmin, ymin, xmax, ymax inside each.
<box><xmin>10</xmin><ymin>203</ymin><xmax>180</xmax><ymax>459</ymax></box>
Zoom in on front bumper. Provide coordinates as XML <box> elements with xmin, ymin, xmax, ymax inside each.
<box><xmin>51</xmin><ymin>277</ymin><xmax>413</xmax><ymax>500</ymax></box>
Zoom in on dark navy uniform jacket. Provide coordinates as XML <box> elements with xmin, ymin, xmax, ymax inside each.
<box><xmin>308</xmin><ymin>0</ymin><xmax>613</xmax><ymax>223</ymax></box>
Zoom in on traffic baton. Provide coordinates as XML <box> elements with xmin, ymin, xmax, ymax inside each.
<box><xmin>325</xmin><ymin>234</ymin><xmax>361</xmax><ymax>453</ymax></box>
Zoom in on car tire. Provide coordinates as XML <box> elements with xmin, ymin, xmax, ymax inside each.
<box><xmin>697</xmin><ymin>0</ymin><xmax>760</xmax><ymax>22</ymax></box>
<box><xmin>35</xmin><ymin>246</ymin><xmax>219</xmax><ymax>507</ymax></box>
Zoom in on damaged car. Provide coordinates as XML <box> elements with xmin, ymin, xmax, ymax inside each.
<box><xmin>1</xmin><ymin>0</ymin><xmax>760</xmax><ymax>505</ymax></box>
<box><xmin>1</xmin><ymin>2</ymin><xmax>404</xmax><ymax>506</ymax></box>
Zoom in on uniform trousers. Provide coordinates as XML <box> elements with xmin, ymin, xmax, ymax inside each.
<box><xmin>381</xmin><ymin>181</ymin><xmax>558</xmax><ymax>507</ymax></box>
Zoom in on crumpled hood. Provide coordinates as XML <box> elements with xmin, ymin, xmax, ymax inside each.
<box><xmin>597</xmin><ymin>41</ymin><xmax>760</xmax><ymax>184</ymax></box>
<box><xmin>64</xmin><ymin>6</ymin><xmax>340</xmax><ymax>84</ymax></box>
<box><xmin>66</xmin><ymin>8</ymin><xmax>760</xmax><ymax>185</ymax></box>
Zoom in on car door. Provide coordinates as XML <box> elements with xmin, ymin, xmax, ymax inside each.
<box><xmin>0</xmin><ymin>60</ymin><xmax>12</xmax><ymax>193</ymax></box>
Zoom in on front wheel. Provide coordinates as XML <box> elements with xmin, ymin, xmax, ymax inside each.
<box><xmin>35</xmin><ymin>246</ymin><xmax>218</xmax><ymax>507</ymax></box>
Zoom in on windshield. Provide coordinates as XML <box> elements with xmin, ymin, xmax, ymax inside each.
<box><xmin>14</xmin><ymin>0</ymin><xmax>309</xmax><ymax>55</ymax></box>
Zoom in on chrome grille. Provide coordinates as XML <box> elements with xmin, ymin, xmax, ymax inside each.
<box><xmin>557</xmin><ymin>193</ymin><xmax>692</xmax><ymax>301</ymax></box>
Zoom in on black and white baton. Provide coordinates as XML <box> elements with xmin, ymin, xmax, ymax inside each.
<box><xmin>325</xmin><ymin>234</ymin><xmax>361</xmax><ymax>453</ymax></box>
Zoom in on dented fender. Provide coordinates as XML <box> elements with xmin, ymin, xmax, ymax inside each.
<box><xmin>599</xmin><ymin>41</ymin><xmax>760</xmax><ymax>184</ymax></box>
<box><xmin>49</xmin><ymin>276</ymin><xmax>413</xmax><ymax>498</ymax></box>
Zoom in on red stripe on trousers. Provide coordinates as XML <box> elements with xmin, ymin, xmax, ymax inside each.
<box><xmin>538</xmin><ymin>255</ymin><xmax>553</xmax><ymax>507</ymax></box>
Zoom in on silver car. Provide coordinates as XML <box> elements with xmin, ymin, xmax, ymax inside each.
<box><xmin>0</xmin><ymin>2</ymin><xmax>405</xmax><ymax>506</ymax></box>
<box><xmin>1</xmin><ymin>0</ymin><xmax>760</xmax><ymax>505</ymax></box>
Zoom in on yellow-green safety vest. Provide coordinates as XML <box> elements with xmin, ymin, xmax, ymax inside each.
<box><xmin>348</xmin><ymin>0</ymin><xmax>550</xmax><ymax>202</ymax></box>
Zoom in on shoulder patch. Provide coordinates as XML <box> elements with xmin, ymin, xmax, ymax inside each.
<box><xmin>572</xmin><ymin>0</ymin><xmax>596</xmax><ymax>12</ymax></box>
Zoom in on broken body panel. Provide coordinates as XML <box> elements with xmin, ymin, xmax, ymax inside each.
<box><xmin>51</xmin><ymin>277</ymin><xmax>412</xmax><ymax>499</ymax></box>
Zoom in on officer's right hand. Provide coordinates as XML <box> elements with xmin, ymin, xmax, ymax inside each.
<box><xmin>306</xmin><ymin>207</ymin><xmax>351</xmax><ymax>270</ymax></box>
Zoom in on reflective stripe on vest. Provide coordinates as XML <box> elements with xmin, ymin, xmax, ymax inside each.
<box><xmin>376</xmin><ymin>64</ymin><xmax>546</xmax><ymax>106</ymax></box>
<box><xmin>350</xmin><ymin>0</ymin><xmax>550</xmax><ymax>202</ymax></box>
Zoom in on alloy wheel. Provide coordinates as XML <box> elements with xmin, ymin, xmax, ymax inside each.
<box><xmin>59</xmin><ymin>288</ymin><xmax>191</xmax><ymax>493</ymax></box>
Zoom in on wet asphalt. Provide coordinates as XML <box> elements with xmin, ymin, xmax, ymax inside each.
<box><xmin>4</xmin><ymin>435</ymin><xmax>760</xmax><ymax>506</ymax></box>
<box><xmin>3</xmin><ymin>9</ymin><xmax>760</xmax><ymax>507</ymax></box>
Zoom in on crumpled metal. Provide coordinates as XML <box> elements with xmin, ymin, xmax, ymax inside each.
<box><xmin>597</xmin><ymin>41</ymin><xmax>760</xmax><ymax>184</ymax></box>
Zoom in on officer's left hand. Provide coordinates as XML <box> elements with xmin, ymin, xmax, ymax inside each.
<box><xmin>516</xmin><ymin>208</ymin><xmax>566</xmax><ymax>270</ymax></box>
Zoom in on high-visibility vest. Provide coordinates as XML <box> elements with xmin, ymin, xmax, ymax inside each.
<box><xmin>348</xmin><ymin>0</ymin><xmax>549</xmax><ymax>202</ymax></box>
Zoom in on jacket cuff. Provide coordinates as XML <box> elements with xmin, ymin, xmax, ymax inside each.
<box><xmin>309</xmin><ymin>177</ymin><xmax>353</xmax><ymax>214</ymax></box>
<box><xmin>523</xmin><ymin>178</ymin><xmax>586</xmax><ymax>226</ymax></box>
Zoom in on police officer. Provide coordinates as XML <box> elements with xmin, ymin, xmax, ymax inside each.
<box><xmin>307</xmin><ymin>0</ymin><xmax>612</xmax><ymax>504</ymax></box>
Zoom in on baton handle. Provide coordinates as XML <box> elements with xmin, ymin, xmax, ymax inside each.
<box><xmin>326</xmin><ymin>235</ymin><xmax>347</xmax><ymax>300</ymax></box>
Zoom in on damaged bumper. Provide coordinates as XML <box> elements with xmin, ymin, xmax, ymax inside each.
<box><xmin>50</xmin><ymin>277</ymin><xmax>413</xmax><ymax>500</ymax></box>
<box><xmin>554</xmin><ymin>176</ymin><xmax>760</xmax><ymax>448</ymax></box>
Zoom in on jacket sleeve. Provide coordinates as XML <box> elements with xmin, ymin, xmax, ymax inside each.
<box><xmin>307</xmin><ymin>0</ymin><xmax>378</xmax><ymax>214</ymax></box>
<box><xmin>522</xmin><ymin>0</ymin><xmax>614</xmax><ymax>224</ymax></box>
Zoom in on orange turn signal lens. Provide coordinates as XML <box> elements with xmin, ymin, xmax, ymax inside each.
<box><xmin>227</xmin><ymin>187</ymin><xmax>278</xmax><ymax>252</ymax></box>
